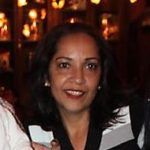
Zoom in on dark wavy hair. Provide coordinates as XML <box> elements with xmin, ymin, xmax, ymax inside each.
<box><xmin>29</xmin><ymin>22</ymin><xmax>121</xmax><ymax>130</ymax></box>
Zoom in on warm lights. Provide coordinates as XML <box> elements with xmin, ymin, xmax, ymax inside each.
<box><xmin>51</xmin><ymin>0</ymin><xmax>65</xmax><ymax>9</ymax></box>
<box><xmin>17</xmin><ymin>0</ymin><xmax>28</xmax><ymax>7</ymax></box>
<box><xmin>0</xmin><ymin>13</ymin><xmax>5</xmax><ymax>19</ymax></box>
<box><xmin>100</xmin><ymin>13</ymin><xmax>119</xmax><ymax>40</ymax></box>
<box><xmin>22</xmin><ymin>9</ymin><xmax>44</xmax><ymax>41</ymax></box>
<box><xmin>66</xmin><ymin>17</ymin><xmax>82</xmax><ymax>24</ymax></box>
<box><xmin>90</xmin><ymin>0</ymin><xmax>101</xmax><ymax>5</ymax></box>
<box><xmin>129</xmin><ymin>0</ymin><xmax>138</xmax><ymax>4</ymax></box>
<box><xmin>28</xmin><ymin>9</ymin><xmax>38</xmax><ymax>20</ymax></box>
<box><xmin>40</xmin><ymin>9</ymin><xmax>46</xmax><ymax>20</ymax></box>
<box><xmin>69</xmin><ymin>18</ymin><xmax>76</xmax><ymax>24</ymax></box>
<box><xmin>0</xmin><ymin>12</ymin><xmax>11</xmax><ymax>41</ymax></box>
<box><xmin>22</xmin><ymin>24</ymin><xmax>30</xmax><ymax>38</ymax></box>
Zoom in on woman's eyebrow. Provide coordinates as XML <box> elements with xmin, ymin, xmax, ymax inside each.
<box><xmin>85</xmin><ymin>57</ymin><xmax>100</xmax><ymax>61</ymax></box>
<box><xmin>55</xmin><ymin>57</ymin><xmax>100</xmax><ymax>61</ymax></box>
<box><xmin>55</xmin><ymin>57</ymin><xmax>72</xmax><ymax>61</ymax></box>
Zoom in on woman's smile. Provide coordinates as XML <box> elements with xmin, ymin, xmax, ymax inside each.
<box><xmin>64</xmin><ymin>89</ymin><xmax>85</xmax><ymax>99</ymax></box>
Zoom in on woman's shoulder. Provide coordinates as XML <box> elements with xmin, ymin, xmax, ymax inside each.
<box><xmin>0</xmin><ymin>97</ymin><xmax>15</xmax><ymax>115</ymax></box>
<box><xmin>0</xmin><ymin>97</ymin><xmax>23</xmax><ymax>129</ymax></box>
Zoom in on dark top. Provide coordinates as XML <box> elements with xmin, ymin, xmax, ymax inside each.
<box><xmin>24</xmin><ymin>94</ymin><xmax>145</xmax><ymax>150</ymax></box>
<box><xmin>53</xmin><ymin>120</ymin><xmax>102</xmax><ymax>150</ymax></box>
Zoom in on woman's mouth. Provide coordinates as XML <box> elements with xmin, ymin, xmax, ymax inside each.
<box><xmin>65</xmin><ymin>89</ymin><xmax>85</xmax><ymax>97</ymax></box>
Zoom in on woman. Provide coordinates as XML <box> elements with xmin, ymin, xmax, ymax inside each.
<box><xmin>0</xmin><ymin>97</ymin><xmax>33</xmax><ymax>150</ymax></box>
<box><xmin>28</xmin><ymin>22</ymin><xmax>125</xmax><ymax>150</ymax></box>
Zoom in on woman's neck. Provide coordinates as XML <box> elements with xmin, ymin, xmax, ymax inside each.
<box><xmin>61</xmin><ymin>111</ymin><xmax>90</xmax><ymax>150</ymax></box>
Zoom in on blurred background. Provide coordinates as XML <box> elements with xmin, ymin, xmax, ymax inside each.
<box><xmin>0</xmin><ymin>0</ymin><xmax>149</xmax><ymax>118</ymax></box>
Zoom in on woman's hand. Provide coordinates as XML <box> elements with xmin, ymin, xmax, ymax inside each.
<box><xmin>32</xmin><ymin>139</ymin><xmax>61</xmax><ymax>150</ymax></box>
<box><xmin>32</xmin><ymin>142</ymin><xmax>49</xmax><ymax>150</ymax></box>
<box><xmin>50</xmin><ymin>139</ymin><xmax>61</xmax><ymax>150</ymax></box>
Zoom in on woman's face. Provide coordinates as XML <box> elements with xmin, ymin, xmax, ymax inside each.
<box><xmin>49</xmin><ymin>33</ymin><xmax>101</xmax><ymax>115</ymax></box>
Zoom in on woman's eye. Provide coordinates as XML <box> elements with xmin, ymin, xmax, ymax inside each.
<box><xmin>86</xmin><ymin>63</ymin><xmax>98</xmax><ymax>70</ymax></box>
<box><xmin>58</xmin><ymin>62</ymin><xmax>70</xmax><ymax>69</ymax></box>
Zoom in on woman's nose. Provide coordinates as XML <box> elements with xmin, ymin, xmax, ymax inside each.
<box><xmin>70</xmin><ymin>67</ymin><xmax>85</xmax><ymax>84</ymax></box>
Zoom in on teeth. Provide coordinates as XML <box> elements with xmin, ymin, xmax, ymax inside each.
<box><xmin>66</xmin><ymin>90</ymin><xmax>83</xmax><ymax>96</ymax></box>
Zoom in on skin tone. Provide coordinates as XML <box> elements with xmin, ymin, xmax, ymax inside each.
<box><xmin>32</xmin><ymin>140</ymin><xmax>61</xmax><ymax>150</ymax></box>
<box><xmin>49</xmin><ymin>33</ymin><xmax>101</xmax><ymax>150</ymax></box>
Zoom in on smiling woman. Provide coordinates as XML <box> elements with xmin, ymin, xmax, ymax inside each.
<box><xmin>49</xmin><ymin>32</ymin><xmax>101</xmax><ymax>115</ymax></box>
<box><xmin>27</xmin><ymin>22</ymin><xmax>126</xmax><ymax>150</ymax></box>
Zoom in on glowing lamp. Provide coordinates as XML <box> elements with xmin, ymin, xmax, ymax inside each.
<box><xmin>28</xmin><ymin>9</ymin><xmax>38</xmax><ymax>20</ymax></box>
<box><xmin>90</xmin><ymin>0</ymin><xmax>101</xmax><ymax>5</ymax></box>
<box><xmin>51</xmin><ymin>0</ymin><xmax>65</xmax><ymax>9</ymax></box>
<box><xmin>17</xmin><ymin>0</ymin><xmax>28</xmax><ymax>7</ymax></box>
<box><xmin>130</xmin><ymin>0</ymin><xmax>137</xmax><ymax>4</ymax></box>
